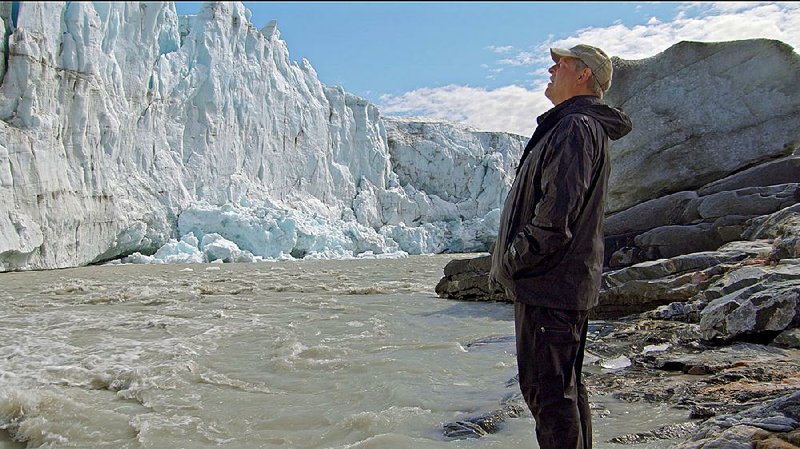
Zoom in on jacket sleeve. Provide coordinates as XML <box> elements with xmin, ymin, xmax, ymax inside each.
<box><xmin>505</xmin><ymin>116</ymin><xmax>597</xmax><ymax>277</ymax></box>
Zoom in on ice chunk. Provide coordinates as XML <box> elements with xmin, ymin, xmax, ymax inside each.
<box><xmin>601</xmin><ymin>356</ymin><xmax>632</xmax><ymax>370</ymax></box>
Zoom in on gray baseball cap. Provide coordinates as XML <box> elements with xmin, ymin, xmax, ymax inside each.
<box><xmin>550</xmin><ymin>44</ymin><xmax>613</xmax><ymax>92</ymax></box>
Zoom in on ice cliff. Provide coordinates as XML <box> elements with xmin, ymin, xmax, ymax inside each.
<box><xmin>0</xmin><ymin>1</ymin><xmax>526</xmax><ymax>270</ymax></box>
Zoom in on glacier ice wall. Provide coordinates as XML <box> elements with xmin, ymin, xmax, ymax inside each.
<box><xmin>0</xmin><ymin>1</ymin><xmax>525</xmax><ymax>270</ymax></box>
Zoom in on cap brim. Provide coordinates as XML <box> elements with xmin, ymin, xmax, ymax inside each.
<box><xmin>550</xmin><ymin>47</ymin><xmax>576</xmax><ymax>63</ymax></box>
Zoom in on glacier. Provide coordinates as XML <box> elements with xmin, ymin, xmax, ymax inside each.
<box><xmin>0</xmin><ymin>1</ymin><xmax>526</xmax><ymax>270</ymax></box>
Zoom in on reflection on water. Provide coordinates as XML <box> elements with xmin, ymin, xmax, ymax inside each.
<box><xmin>0</xmin><ymin>255</ymin><xmax>688</xmax><ymax>448</ymax></box>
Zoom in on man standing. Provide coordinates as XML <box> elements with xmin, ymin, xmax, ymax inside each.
<box><xmin>489</xmin><ymin>44</ymin><xmax>632</xmax><ymax>449</ymax></box>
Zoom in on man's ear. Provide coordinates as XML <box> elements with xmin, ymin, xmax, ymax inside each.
<box><xmin>578</xmin><ymin>68</ymin><xmax>593</xmax><ymax>84</ymax></box>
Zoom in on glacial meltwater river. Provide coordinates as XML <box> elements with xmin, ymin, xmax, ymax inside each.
<box><xmin>0</xmin><ymin>255</ymin><xmax>688</xmax><ymax>449</ymax></box>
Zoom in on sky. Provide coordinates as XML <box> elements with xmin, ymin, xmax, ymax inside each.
<box><xmin>175</xmin><ymin>2</ymin><xmax>800</xmax><ymax>137</ymax></box>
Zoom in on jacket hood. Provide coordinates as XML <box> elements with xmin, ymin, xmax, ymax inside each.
<box><xmin>579</xmin><ymin>97</ymin><xmax>633</xmax><ymax>140</ymax></box>
<box><xmin>582</xmin><ymin>103</ymin><xmax>633</xmax><ymax>141</ymax></box>
<box><xmin>542</xmin><ymin>95</ymin><xmax>632</xmax><ymax>141</ymax></box>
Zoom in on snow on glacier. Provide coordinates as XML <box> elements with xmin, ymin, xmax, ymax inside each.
<box><xmin>0</xmin><ymin>1</ymin><xmax>526</xmax><ymax>270</ymax></box>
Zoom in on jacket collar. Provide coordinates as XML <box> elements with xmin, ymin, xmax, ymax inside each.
<box><xmin>536</xmin><ymin>95</ymin><xmax>601</xmax><ymax>125</ymax></box>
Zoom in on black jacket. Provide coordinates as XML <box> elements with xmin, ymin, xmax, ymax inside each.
<box><xmin>489</xmin><ymin>95</ymin><xmax>632</xmax><ymax>310</ymax></box>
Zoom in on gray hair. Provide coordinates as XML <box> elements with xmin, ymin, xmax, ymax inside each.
<box><xmin>573</xmin><ymin>59</ymin><xmax>604</xmax><ymax>98</ymax></box>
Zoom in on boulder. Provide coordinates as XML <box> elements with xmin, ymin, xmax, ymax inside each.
<box><xmin>604</xmin><ymin>39</ymin><xmax>800</xmax><ymax>214</ymax></box>
<box><xmin>435</xmin><ymin>254</ymin><xmax>508</xmax><ymax>302</ymax></box>
<box><xmin>699</xmin><ymin>264</ymin><xmax>800</xmax><ymax>341</ymax></box>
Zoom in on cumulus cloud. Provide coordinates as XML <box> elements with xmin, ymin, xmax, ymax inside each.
<box><xmin>380</xmin><ymin>2</ymin><xmax>800</xmax><ymax>134</ymax></box>
<box><xmin>379</xmin><ymin>85</ymin><xmax>549</xmax><ymax>136</ymax></box>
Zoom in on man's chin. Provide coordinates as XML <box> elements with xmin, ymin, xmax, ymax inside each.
<box><xmin>544</xmin><ymin>90</ymin><xmax>556</xmax><ymax>105</ymax></box>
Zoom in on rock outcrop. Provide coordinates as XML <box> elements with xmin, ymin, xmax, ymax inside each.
<box><xmin>603</xmin><ymin>39</ymin><xmax>800</xmax><ymax>215</ymax></box>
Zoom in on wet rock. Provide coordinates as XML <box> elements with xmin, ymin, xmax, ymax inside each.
<box><xmin>435</xmin><ymin>255</ymin><xmax>508</xmax><ymax>302</ymax></box>
<box><xmin>442</xmin><ymin>394</ymin><xmax>525</xmax><ymax>439</ymax></box>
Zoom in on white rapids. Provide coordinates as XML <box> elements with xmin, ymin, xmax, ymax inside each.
<box><xmin>0</xmin><ymin>255</ymin><xmax>688</xmax><ymax>448</ymax></box>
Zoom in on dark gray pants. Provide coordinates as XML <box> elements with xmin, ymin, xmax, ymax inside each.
<box><xmin>514</xmin><ymin>302</ymin><xmax>591</xmax><ymax>449</ymax></box>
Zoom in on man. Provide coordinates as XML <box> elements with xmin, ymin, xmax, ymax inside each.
<box><xmin>488</xmin><ymin>44</ymin><xmax>632</xmax><ymax>449</ymax></box>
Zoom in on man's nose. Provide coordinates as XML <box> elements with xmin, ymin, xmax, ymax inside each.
<box><xmin>548</xmin><ymin>64</ymin><xmax>556</xmax><ymax>74</ymax></box>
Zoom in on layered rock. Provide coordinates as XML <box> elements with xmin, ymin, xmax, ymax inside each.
<box><xmin>605</xmin><ymin>173</ymin><xmax>800</xmax><ymax>268</ymax></box>
<box><xmin>673</xmin><ymin>391</ymin><xmax>800</xmax><ymax>449</ymax></box>
<box><xmin>434</xmin><ymin>254</ymin><xmax>505</xmax><ymax>302</ymax></box>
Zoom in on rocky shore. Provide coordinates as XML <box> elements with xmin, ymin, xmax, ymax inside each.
<box><xmin>436</xmin><ymin>39</ymin><xmax>800</xmax><ymax>448</ymax></box>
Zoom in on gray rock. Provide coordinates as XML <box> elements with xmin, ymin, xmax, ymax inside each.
<box><xmin>607</xmin><ymin>422</ymin><xmax>700</xmax><ymax>445</ymax></box>
<box><xmin>647</xmin><ymin>300</ymin><xmax>706</xmax><ymax>321</ymax></box>
<box><xmin>697</xmin><ymin>156</ymin><xmax>800</xmax><ymax>196</ymax></box>
<box><xmin>674</xmin><ymin>391</ymin><xmax>800</xmax><ymax>449</ymax></box>
<box><xmin>442</xmin><ymin>394</ymin><xmax>525</xmax><ymax>439</ymax></box>
<box><xmin>696</xmin><ymin>184</ymin><xmax>799</xmax><ymax>220</ymax></box>
<box><xmin>604</xmin><ymin>39</ymin><xmax>800</xmax><ymax>214</ymax></box>
<box><xmin>435</xmin><ymin>254</ymin><xmax>508</xmax><ymax>302</ymax></box>
<box><xmin>605</xmin><ymin>184</ymin><xmax>799</xmax><ymax>239</ymax></box>
<box><xmin>744</xmin><ymin>205</ymin><xmax>800</xmax><ymax>262</ymax></box>
<box><xmin>701</xmin><ymin>265</ymin><xmax>774</xmax><ymax>301</ymax></box>
<box><xmin>604</xmin><ymin>251</ymin><xmax>748</xmax><ymax>286</ymax></box>
<box><xmin>699</xmin><ymin>272</ymin><xmax>800</xmax><ymax>340</ymax></box>
<box><xmin>612</xmin><ymin>186</ymin><xmax>799</xmax><ymax>261</ymax></box>
<box><xmin>605</xmin><ymin>191</ymin><xmax>699</xmax><ymax>236</ymax></box>
<box><xmin>654</xmin><ymin>342</ymin><xmax>793</xmax><ymax>375</ymax></box>
<box><xmin>674</xmin><ymin>424</ymin><xmax>762</xmax><ymax>449</ymax></box>
<box><xmin>634</xmin><ymin>223</ymin><xmax>723</xmax><ymax>259</ymax></box>
<box><xmin>716</xmin><ymin>240</ymin><xmax>774</xmax><ymax>258</ymax></box>
<box><xmin>774</xmin><ymin>328</ymin><xmax>800</xmax><ymax>348</ymax></box>
<box><xmin>597</xmin><ymin>250</ymin><xmax>749</xmax><ymax>319</ymax></box>
<box><xmin>698</xmin><ymin>155</ymin><xmax>800</xmax><ymax>196</ymax></box>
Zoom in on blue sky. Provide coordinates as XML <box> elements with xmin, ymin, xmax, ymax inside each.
<box><xmin>176</xmin><ymin>2</ymin><xmax>800</xmax><ymax>136</ymax></box>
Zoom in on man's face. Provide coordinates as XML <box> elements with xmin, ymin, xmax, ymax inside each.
<box><xmin>544</xmin><ymin>56</ymin><xmax>582</xmax><ymax>106</ymax></box>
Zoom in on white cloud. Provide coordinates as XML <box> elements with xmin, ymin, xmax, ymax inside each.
<box><xmin>486</xmin><ymin>45</ymin><xmax>514</xmax><ymax>53</ymax></box>
<box><xmin>541</xmin><ymin>2</ymin><xmax>800</xmax><ymax>61</ymax></box>
<box><xmin>497</xmin><ymin>51</ymin><xmax>544</xmax><ymax>66</ymax></box>
<box><xmin>379</xmin><ymin>2</ymin><xmax>800</xmax><ymax>134</ymax></box>
<box><xmin>379</xmin><ymin>85</ymin><xmax>550</xmax><ymax>136</ymax></box>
